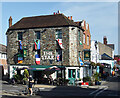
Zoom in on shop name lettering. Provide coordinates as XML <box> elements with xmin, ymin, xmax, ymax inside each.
<box><xmin>41</xmin><ymin>51</ymin><xmax>54</xmax><ymax>60</ymax></box>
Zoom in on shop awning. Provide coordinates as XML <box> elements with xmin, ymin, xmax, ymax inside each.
<box><xmin>29</xmin><ymin>65</ymin><xmax>65</xmax><ymax>71</ymax></box>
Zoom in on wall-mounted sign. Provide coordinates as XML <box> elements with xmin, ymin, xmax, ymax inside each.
<box><xmin>84</xmin><ymin>51</ymin><xmax>90</xmax><ymax>60</ymax></box>
<box><xmin>41</xmin><ymin>51</ymin><xmax>54</xmax><ymax>60</ymax></box>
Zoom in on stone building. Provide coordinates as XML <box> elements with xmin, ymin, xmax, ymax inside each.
<box><xmin>6</xmin><ymin>12</ymin><xmax>84</xmax><ymax>83</ymax></box>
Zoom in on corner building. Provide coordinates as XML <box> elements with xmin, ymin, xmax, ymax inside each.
<box><xmin>6</xmin><ymin>13</ymin><xmax>84</xmax><ymax>84</ymax></box>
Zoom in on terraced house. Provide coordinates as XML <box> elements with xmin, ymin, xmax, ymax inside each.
<box><xmin>6</xmin><ymin>12</ymin><xmax>86</xmax><ymax>84</ymax></box>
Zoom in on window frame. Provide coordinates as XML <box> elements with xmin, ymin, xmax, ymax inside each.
<box><xmin>55</xmin><ymin>29</ymin><xmax>62</xmax><ymax>39</ymax></box>
<box><xmin>18</xmin><ymin>32</ymin><xmax>23</xmax><ymax>40</ymax></box>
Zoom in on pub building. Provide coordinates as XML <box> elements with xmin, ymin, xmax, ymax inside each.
<box><xmin>6</xmin><ymin>11</ymin><xmax>91</xmax><ymax>84</ymax></box>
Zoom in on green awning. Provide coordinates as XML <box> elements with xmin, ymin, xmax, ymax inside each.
<box><xmin>29</xmin><ymin>65</ymin><xmax>65</xmax><ymax>71</ymax></box>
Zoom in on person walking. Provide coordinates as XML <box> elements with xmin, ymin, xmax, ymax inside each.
<box><xmin>28</xmin><ymin>75</ymin><xmax>34</xmax><ymax>95</ymax></box>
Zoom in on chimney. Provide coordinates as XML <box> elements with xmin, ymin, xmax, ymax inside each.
<box><xmin>68</xmin><ymin>16</ymin><xmax>70</xmax><ymax>19</ymax></box>
<box><xmin>103</xmin><ymin>36</ymin><xmax>107</xmax><ymax>45</ymax></box>
<box><xmin>9</xmin><ymin>16</ymin><xmax>12</xmax><ymax>27</ymax></box>
<box><xmin>70</xmin><ymin>16</ymin><xmax>72</xmax><ymax>20</ymax></box>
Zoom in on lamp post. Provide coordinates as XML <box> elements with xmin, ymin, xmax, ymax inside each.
<box><xmin>95</xmin><ymin>41</ymin><xmax>98</xmax><ymax>64</ymax></box>
<box><xmin>94</xmin><ymin>41</ymin><xmax>98</xmax><ymax>74</ymax></box>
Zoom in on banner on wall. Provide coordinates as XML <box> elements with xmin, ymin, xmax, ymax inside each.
<box><xmin>79</xmin><ymin>57</ymin><xmax>84</xmax><ymax>66</ymax></box>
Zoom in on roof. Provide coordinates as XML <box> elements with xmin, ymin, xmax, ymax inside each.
<box><xmin>8</xmin><ymin>14</ymin><xmax>80</xmax><ymax>31</ymax></box>
<box><xmin>0</xmin><ymin>44</ymin><xmax>7</xmax><ymax>53</ymax></box>
<box><xmin>101</xmin><ymin>53</ymin><xmax>113</xmax><ymax>60</ymax></box>
<box><xmin>107</xmin><ymin>44</ymin><xmax>114</xmax><ymax>50</ymax></box>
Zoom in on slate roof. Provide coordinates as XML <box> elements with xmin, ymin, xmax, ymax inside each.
<box><xmin>0</xmin><ymin>44</ymin><xmax>7</xmax><ymax>53</ymax></box>
<box><xmin>8</xmin><ymin>14</ymin><xmax>80</xmax><ymax>31</ymax></box>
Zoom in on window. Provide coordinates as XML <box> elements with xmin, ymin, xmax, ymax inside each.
<box><xmin>56</xmin><ymin>29</ymin><xmax>62</xmax><ymax>39</ymax></box>
<box><xmin>78</xmin><ymin>30</ymin><xmax>80</xmax><ymax>41</ymax></box>
<box><xmin>35</xmin><ymin>31</ymin><xmax>41</xmax><ymax>39</ymax></box>
<box><xmin>87</xmin><ymin>36</ymin><xmax>89</xmax><ymax>45</ymax></box>
<box><xmin>56</xmin><ymin>49</ymin><xmax>62</xmax><ymax>61</ymax></box>
<box><xmin>83</xmin><ymin>33</ymin><xmax>85</xmax><ymax>44</ymax></box>
<box><xmin>86</xmin><ymin>24</ymin><xmax>88</xmax><ymax>30</ymax></box>
<box><xmin>18</xmin><ymin>32</ymin><xmax>23</xmax><ymax>40</ymax></box>
<box><xmin>79</xmin><ymin>51</ymin><xmax>81</xmax><ymax>57</ymax></box>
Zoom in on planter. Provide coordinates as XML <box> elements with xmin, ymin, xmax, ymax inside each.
<box><xmin>95</xmin><ymin>81</ymin><xmax>101</xmax><ymax>85</ymax></box>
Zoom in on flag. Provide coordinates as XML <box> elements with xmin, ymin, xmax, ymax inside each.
<box><xmin>56</xmin><ymin>39</ymin><xmax>64</xmax><ymax>49</ymax></box>
<box><xmin>35</xmin><ymin>54</ymin><xmax>40</xmax><ymax>64</ymax></box>
<box><xmin>34</xmin><ymin>40</ymin><xmax>40</xmax><ymax>50</ymax></box>
<box><xmin>79</xmin><ymin>57</ymin><xmax>84</xmax><ymax>66</ymax></box>
<box><xmin>37</xmin><ymin>40</ymin><xmax>40</xmax><ymax>49</ymax></box>
<box><xmin>34</xmin><ymin>40</ymin><xmax>37</xmax><ymax>50</ymax></box>
<box><xmin>19</xmin><ymin>41</ymin><xmax>22</xmax><ymax>50</ymax></box>
<box><xmin>56</xmin><ymin>55</ymin><xmax>60</xmax><ymax>61</ymax></box>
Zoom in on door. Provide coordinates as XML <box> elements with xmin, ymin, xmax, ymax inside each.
<box><xmin>68</xmin><ymin>69</ymin><xmax>76</xmax><ymax>85</ymax></box>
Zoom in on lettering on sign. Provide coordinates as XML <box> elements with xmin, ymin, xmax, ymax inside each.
<box><xmin>41</xmin><ymin>51</ymin><xmax>54</xmax><ymax>60</ymax></box>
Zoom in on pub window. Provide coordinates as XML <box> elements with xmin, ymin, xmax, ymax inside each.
<box><xmin>55</xmin><ymin>29</ymin><xmax>62</xmax><ymax>39</ymax></box>
<box><xmin>18</xmin><ymin>32</ymin><xmax>23</xmax><ymax>40</ymax></box>
<box><xmin>35</xmin><ymin>31</ymin><xmax>41</xmax><ymax>39</ymax></box>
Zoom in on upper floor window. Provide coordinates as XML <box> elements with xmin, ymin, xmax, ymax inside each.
<box><xmin>83</xmin><ymin>33</ymin><xmax>85</xmax><ymax>44</ymax></box>
<box><xmin>35</xmin><ymin>31</ymin><xmax>41</xmax><ymax>39</ymax></box>
<box><xmin>56</xmin><ymin>29</ymin><xmax>62</xmax><ymax>39</ymax></box>
<box><xmin>86</xmin><ymin>24</ymin><xmax>88</xmax><ymax>30</ymax></box>
<box><xmin>18</xmin><ymin>32</ymin><xmax>23</xmax><ymax>40</ymax></box>
<box><xmin>87</xmin><ymin>35</ymin><xmax>89</xmax><ymax>45</ymax></box>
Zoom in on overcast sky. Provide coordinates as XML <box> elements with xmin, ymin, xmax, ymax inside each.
<box><xmin>1</xmin><ymin>2</ymin><xmax>118</xmax><ymax>54</ymax></box>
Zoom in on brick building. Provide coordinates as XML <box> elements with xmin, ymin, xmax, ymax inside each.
<box><xmin>6</xmin><ymin>12</ymin><xmax>85</xmax><ymax>83</ymax></box>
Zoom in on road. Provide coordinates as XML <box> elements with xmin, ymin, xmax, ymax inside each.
<box><xmin>2</xmin><ymin>76</ymin><xmax>120</xmax><ymax>98</ymax></box>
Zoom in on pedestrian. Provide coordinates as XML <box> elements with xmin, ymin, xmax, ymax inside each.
<box><xmin>28</xmin><ymin>75</ymin><xmax>34</xmax><ymax>95</ymax></box>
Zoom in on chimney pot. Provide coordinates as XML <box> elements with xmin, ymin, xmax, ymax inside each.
<box><xmin>68</xmin><ymin>16</ymin><xmax>70</xmax><ymax>19</ymax></box>
<box><xmin>9</xmin><ymin>16</ymin><xmax>12</xmax><ymax>27</ymax></box>
<box><xmin>103</xmin><ymin>36</ymin><xmax>107</xmax><ymax>45</ymax></box>
<box><xmin>71</xmin><ymin>16</ymin><xmax>72</xmax><ymax>20</ymax></box>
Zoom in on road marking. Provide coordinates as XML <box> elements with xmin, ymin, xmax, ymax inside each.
<box><xmin>94</xmin><ymin>86</ymin><xmax>108</xmax><ymax>98</ymax></box>
<box><xmin>9</xmin><ymin>90</ymin><xmax>19</xmax><ymax>92</ymax></box>
<box><xmin>89</xmin><ymin>87</ymin><xmax>103</xmax><ymax>95</ymax></box>
<box><xmin>39</xmin><ymin>88</ymin><xmax>45</xmax><ymax>90</ymax></box>
<box><xmin>13</xmin><ymin>86</ymin><xmax>18</xmax><ymax>87</ymax></box>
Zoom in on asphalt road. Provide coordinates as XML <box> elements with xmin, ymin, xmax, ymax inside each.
<box><xmin>2</xmin><ymin>76</ymin><xmax>120</xmax><ymax>98</ymax></box>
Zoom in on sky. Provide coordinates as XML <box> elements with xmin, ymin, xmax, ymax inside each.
<box><xmin>1</xmin><ymin>2</ymin><xmax>118</xmax><ymax>54</ymax></box>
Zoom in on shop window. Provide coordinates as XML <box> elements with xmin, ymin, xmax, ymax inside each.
<box><xmin>18</xmin><ymin>32</ymin><xmax>23</xmax><ymax>40</ymax></box>
<box><xmin>35</xmin><ymin>31</ymin><xmax>41</xmax><ymax>39</ymax></box>
<box><xmin>77</xmin><ymin>69</ymin><xmax>80</xmax><ymax>78</ymax></box>
<box><xmin>72</xmin><ymin>69</ymin><xmax>75</xmax><ymax>78</ymax></box>
<box><xmin>56</xmin><ymin>49</ymin><xmax>62</xmax><ymax>61</ymax></box>
<box><xmin>55</xmin><ymin>29</ymin><xmax>62</xmax><ymax>39</ymax></box>
<box><xmin>68</xmin><ymin>69</ymin><xmax>71</xmax><ymax>78</ymax></box>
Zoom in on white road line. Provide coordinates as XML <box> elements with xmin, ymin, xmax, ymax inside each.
<box><xmin>94</xmin><ymin>87</ymin><xmax>108</xmax><ymax>98</ymax></box>
<box><xmin>9</xmin><ymin>90</ymin><xmax>19</xmax><ymax>92</ymax></box>
<box><xmin>89</xmin><ymin>87</ymin><xmax>103</xmax><ymax>95</ymax></box>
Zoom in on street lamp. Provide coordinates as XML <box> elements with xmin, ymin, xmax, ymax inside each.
<box><xmin>95</xmin><ymin>41</ymin><xmax>98</xmax><ymax>64</ymax></box>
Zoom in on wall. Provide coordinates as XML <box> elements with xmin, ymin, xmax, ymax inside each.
<box><xmin>98</xmin><ymin>42</ymin><xmax>113</xmax><ymax>58</ymax></box>
<box><xmin>7</xmin><ymin>27</ymin><xmax>70</xmax><ymax>66</ymax></box>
